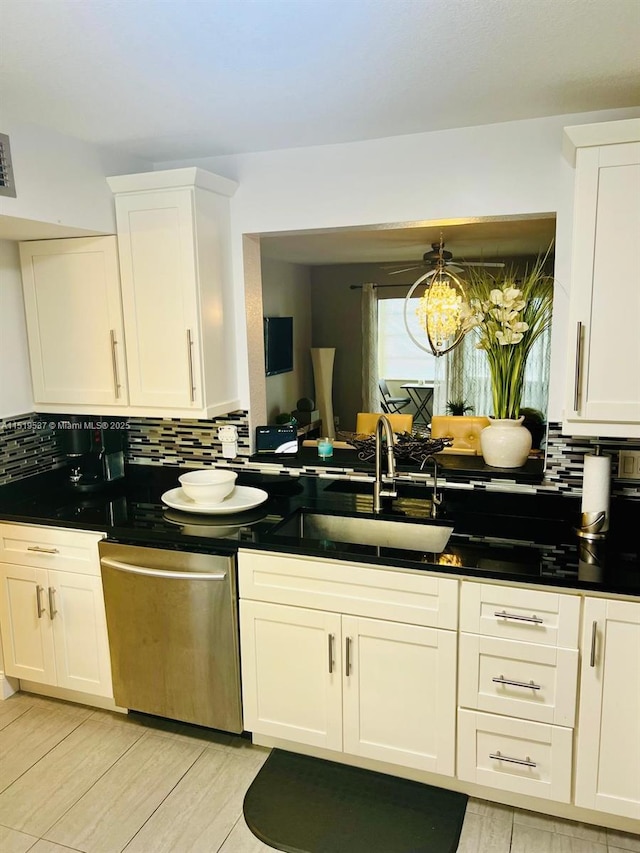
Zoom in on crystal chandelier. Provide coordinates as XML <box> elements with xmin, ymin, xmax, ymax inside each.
<box><xmin>403</xmin><ymin>240</ymin><xmax>467</xmax><ymax>357</ymax></box>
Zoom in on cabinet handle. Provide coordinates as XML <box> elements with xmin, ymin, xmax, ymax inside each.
<box><xmin>590</xmin><ymin>620</ymin><xmax>597</xmax><ymax>667</ymax></box>
<box><xmin>494</xmin><ymin>610</ymin><xmax>543</xmax><ymax>625</ymax></box>
<box><xmin>492</xmin><ymin>675</ymin><xmax>541</xmax><ymax>691</ymax></box>
<box><xmin>36</xmin><ymin>585</ymin><xmax>45</xmax><ymax>619</ymax></box>
<box><xmin>110</xmin><ymin>330</ymin><xmax>121</xmax><ymax>398</ymax></box>
<box><xmin>186</xmin><ymin>329</ymin><xmax>196</xmax><ymax>403</ymax></box>
<box><xmin>345</xmin><ymin>636</ymin><xmax>351</xmax><ymax>676</ymax></box>
<box><xmin>48</xmin><ymin>586</ymin><xmax>57</xmax><ymax>619</ymax></box>
<box><xmin>490</xmin><ymin>750</ymin><xmax>537</xmax><ymax>768</ymax></box>
<box><xmin>27</xmin><ymin>545</ymin><xmax>59</xmax><ymax>554</ymax></box>
<box><xmin>573</xmin><ymin>321</ymin><xmax>583</xmax><ymax>412</ymax></box>
<box><xmin>328</xmin><ymin>633</ymin><xmax>334</xmax><ymax>674</ymax></box>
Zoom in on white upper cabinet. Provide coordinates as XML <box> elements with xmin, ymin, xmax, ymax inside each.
<box><xmin>563</xmin><ymin>119</ymin><xmax>640</xmax><ymax>437</ymax></box>
<box><xmin>19</xmin><ymin>237</ymin><xmax>128</xmax><ymax>408</ymax></box>
<box><xmin>20</xmin><ymin>168</ymin><xmax>240</xmax><ymax>418</ymax></box>
<box><xmin>109</xmin><ymin>169</ymin><xmax>240</xmax><ymax>416</ymax></box>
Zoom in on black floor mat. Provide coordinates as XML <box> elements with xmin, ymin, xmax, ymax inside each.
<box><xmin>243</xmin><ymin>749</ymin><xmax>468</xmax><ymax>853</ymax></box>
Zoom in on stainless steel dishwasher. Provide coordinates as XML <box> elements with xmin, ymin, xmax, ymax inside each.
<box><xmin>99</xmin><ymin>541</ymin><xmax>242</xmax><ymax>733</ymax></box>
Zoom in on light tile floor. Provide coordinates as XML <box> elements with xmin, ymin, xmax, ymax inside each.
<box><xmin>0</xmin><ymin>693</ymin><xmax>638</xmax><ymax>853</ymax></box>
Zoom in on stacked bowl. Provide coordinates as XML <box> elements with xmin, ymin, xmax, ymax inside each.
<box><xmin>178</xmin><ymin>469</ymin><xmax>237</xmax><ymax>504</ymax></box>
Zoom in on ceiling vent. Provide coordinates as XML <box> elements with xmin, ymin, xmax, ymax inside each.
<box><xmin>0</xmin><ymin>133</ymin><xmax>17</xmax><ymax>197</ymax></box>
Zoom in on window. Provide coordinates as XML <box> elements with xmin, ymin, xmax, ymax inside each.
<box><xmin>378</xmin><ymin>298</ymin><xmax>436</xmax><ymax>380</ymax></box>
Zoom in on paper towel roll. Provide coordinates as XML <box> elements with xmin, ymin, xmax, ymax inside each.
<box><xmin>581</xmin><ymin>454</ymin><xmax>611</xmax><ymax>532</ymax></box>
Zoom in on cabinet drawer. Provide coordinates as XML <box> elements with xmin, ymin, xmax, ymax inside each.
<box><xmin>0</xmin><ymin>524</ymin><xmax>105</xmax><ymax>576</ymax></box>
<box><xmin>460</xmin><ymin>581</ymin><xmax>580</xmax><ymax>648</ymax></box>
<box><xmin>459</xmin><ymin>634</ymin><xmax>578</xmax><ymax>726</ymax></box>
<box><xmin>238</xmin><ymin>550</ymin><xmax>458</xmax><ymax>629</ymax></box>
<box><xmin>457</xmin><ymin>709</ymin><xmax>572</xmax><ymax>803</ymax></box>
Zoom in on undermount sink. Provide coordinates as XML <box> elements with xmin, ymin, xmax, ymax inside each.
<box><xmin>275</xmin><ymin>510</ymin><xmax>454</xmax><ymax>553</ymax></box>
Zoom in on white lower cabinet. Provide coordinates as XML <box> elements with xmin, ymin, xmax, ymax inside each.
<box><xmin>575</xmin><ymin>597</ymin><xmax>640</xmax><ymax>820</ymax></box>
<box><xmin>239</xmin><ymin>552</ymin><xmax>640</xmax><ymax>827</ymax></box>
<box><xmin>342</xmin><ymin>614</ymin><xmax>456</xmax><ymax>775</ymax></box>
<box><xmin>457</xmin><ymin>581</ymin><xmax>579</xmax><ymax>803</ymax></box>
<box><xmin>457</xmin><ymin>709</ymin><xmax>573</xmax><ymax>802</ymax></box>
<box><xmin>240</xmin><ymin>600</ymin><xmax>342</xmax><ymax>750</ymax></box>
<box><xmin>0</xmin><ymin>524</ymin><xmax>112</xmax><ymax>699</ymax></box>
<box><xmin>239</xmin><ymin>551</ymin><xmax>458</xmax><ymax>776</ymax></box>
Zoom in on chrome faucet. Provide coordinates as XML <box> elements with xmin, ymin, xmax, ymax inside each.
<box><xmin>373</xmin><ymin>415</ymin><xmax>397</xmax><ymax>512</ymax></box>
<box><xmin>420</xmin><ymin>454</ymin><xmax>442</xmax><ymax>519</ymax></box>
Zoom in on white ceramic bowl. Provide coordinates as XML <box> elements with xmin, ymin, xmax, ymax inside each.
<box><xmin>178</xmin><ymin>469</ymin><xmax>237</xmax><ymax>504</ymax></box>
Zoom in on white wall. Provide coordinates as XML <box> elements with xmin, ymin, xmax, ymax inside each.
<box><xmin>156</xmin><ymin>106</ymin><xmax>640</xmax><ymax>423</ymax></box>
<box><xmin>0</xmin><ymin>240</ymin><xmax>33</xmax><ymax>417</ymax></box>
<box><xmin>0</xmin><ymin>119</ymin><xmax>151</xmax><ymax>240</ymax></box>
<box><xmin>261</xmin><ymin>258</ymin><xmax>313</xmax><ymax>421</ymax></box>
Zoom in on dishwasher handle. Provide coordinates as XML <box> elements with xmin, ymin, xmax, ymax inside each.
<box><xmin>100</xmin><ymin>557</ymin><xmax>227</xmax><ymax>581</ymax></box>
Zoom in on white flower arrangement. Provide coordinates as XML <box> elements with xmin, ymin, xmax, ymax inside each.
<box><xmin>460</xmin><ymin>253</ymin><xmax>554</xmax><ymax>420</ymax></box>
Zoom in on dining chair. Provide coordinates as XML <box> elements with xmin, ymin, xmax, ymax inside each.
<box><xmin>379</xmin><ymin>379</ymin><xmax>411</xmax><ymax>415</ymax></box>
<box><xmin>356</xmin><ymin>412</ymin><xmax>413</xmax><ymax>434</ymax></box>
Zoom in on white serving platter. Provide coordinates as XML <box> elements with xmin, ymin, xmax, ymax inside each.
<box><xmin>161</xmin><ymin>486</ymin><xmax>269</xmax><ymax>515</ymax></box>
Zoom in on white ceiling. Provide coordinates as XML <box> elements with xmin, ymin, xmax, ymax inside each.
<box><xmin>2</xmin><ymin>0</ymin><xmax>639</xmax><ymax>162</ymax></box>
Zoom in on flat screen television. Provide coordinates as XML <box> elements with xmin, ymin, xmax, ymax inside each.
<box><xmin>264</xmin><ymin>316</ymin><xmax>293</xmax><ymax>376</ymax></box>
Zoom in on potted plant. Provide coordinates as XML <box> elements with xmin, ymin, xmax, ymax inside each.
<box><xmin>520</xmin><ymin>407</ymin><xmax>546</xmax><ymax>450</ymax></box>
<box><xmin>445</xmin><ymin>399</ymin><xmax>474</xmax><ymax>416</ymax></box>
<box><xmin>460</xmin><ymin>251</ymin><xmax>553</xmax><ymax>467</ymax></box>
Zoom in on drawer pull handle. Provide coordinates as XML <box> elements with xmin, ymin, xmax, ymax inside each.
<box><xmin>328</xmin><ymin>633</ymin><xmax>334</xmax><ymax>674</ymax></box>
<box><xmin>590</xmin><ymin>620</ymin><xmax>597</xmax><ymax>668</ymax></box>
<box><xmin>573</xmin><ymin>321</ymin><xmax>583</xmax><ymax>412</ymax></box>
<box><xmin>27</xmin><ymin>545</ymin><xmax>59</xmax><ymax>554</ymax></box>
<box><xmin>345</xmin><ymin>636</ymin><xmax>351</xmax><ymax>676</ymax></box>
<box><xmin>494</xmin><ymin>610</ymin><xmax>543</xmax><ymax>625</ymax></box>
<box><xmin>490</xmin><ymin>750</ymin><xmax>537</xmax><ymax>768</ymax></box>
<box><xmin>187</xmin><ymin>329</ymin><xmax>196</xmax><ymax>403</ymax></box>
<box><xmin>492</xmin><ymin>676</ymin><xmax>541</xmax><ymax>691</ymax></box>
<box><xmin>110</xmin><ymin>329</ymin><xmax>121</xmax><ymax>398</ymax></box>
<box><xmin>36</xmin><ymin>585</ymin><xmax>45</xmax><ymax>619</ymax></box>
<box><xmin>48</xmin><ymin>586</ymin><xmax>57</xmax><ymax>619</ymax></box>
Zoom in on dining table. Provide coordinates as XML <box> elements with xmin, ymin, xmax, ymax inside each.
<box><xmin>401</xmin><ymin>382</ymin><xmax>435</xmax><ymax>426</ymax></box>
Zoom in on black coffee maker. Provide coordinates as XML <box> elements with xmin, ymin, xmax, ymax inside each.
<box><xmin>58</xmin><ymin>417</ymin><xmax>126</xmax><ymax>492</ymax></box>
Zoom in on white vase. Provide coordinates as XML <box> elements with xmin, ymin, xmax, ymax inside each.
<box><xmin>311</xmin><ymin>347</ymin><xmax>336</xmax><ymax>439</ymax></box>
<box><xmin>480</xmin><ymin>417</ymin><xmax>532</xmax><ymax>468</ymax></box>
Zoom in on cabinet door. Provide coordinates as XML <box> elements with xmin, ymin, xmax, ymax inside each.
<box><xmin>0</xmin><ymin>564</ymin><xmax>56</xmax><ymax>684</ymax></box>
<box><xmin>48</xmin><ymin>569</ymin><xmax>113</xmax><ymax>698</ymax></box>
<box><xmin>19</xmin><ymin>237</ymin><xmax>127</xmax><ymax>407</ymax></box>
<box><xmin>567</xmin><ymin>142</ymin><xmax>640</xmax><ymax>429</ymax></box>
<box><xmin>575</xmin><ymin>598</ymin><xmax>640</xmax><ymax>820</ymax></box>
<box><xmin>342</xmin><ymin>616</ymin><xmax>456</xmax><ymax>775</ymax></box>
<box><xmin>240</xmin><ymin>600</ymin><xmax>342</xmax><ymax>750</ymax></box>
<box><xmin>115</xmin><ymin>189</ymin><xmax>203</xmax><ymax>409</ymax></box>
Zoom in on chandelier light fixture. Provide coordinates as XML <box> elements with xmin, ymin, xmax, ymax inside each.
<box><xmin>403</xmin><ymin>240</ymin><xmax>467</xmax><ymax>357</ymax></box>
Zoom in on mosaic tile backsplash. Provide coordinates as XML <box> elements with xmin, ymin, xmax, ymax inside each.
<box><xmin>1</xmin><ymin>413</ymin><xmax>639</xmax><ymax>500</ymax></box>
<box><xmin>0</xmin><ymin>413</ymin><xmax>66</xmax><ymax>484</ymax></box>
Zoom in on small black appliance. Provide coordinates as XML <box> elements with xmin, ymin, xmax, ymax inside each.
<box><xmin>58</xmin><ymin>417</ymin><xmax>126</xmax><ymax>492</ymax></box>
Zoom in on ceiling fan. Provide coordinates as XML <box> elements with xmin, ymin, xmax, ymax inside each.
<box><xmin>386</xmin><ymin>240</ymin><xmax>505</xmax><ymax>276</ymax></box>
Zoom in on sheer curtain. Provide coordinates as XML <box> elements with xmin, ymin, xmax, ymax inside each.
<box><xmin>361</xmin><ymin>283</ymin><xmax>379</xmax><ymax>412</ymax></box>
<box><xmin>448</xmin><ymin>326</ymin><xmax>551</xmax><ymax>416</ymax></box>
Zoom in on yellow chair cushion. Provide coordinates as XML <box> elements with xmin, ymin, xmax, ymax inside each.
<box><xmin>430</xmin><ymin>415</ymin><xmax>490</xmax><ymax>455</ymax></box>
<box><xmin>355</xmin><ymin>412</ymin><xmax>414</xmax><ymax>435</ymax></box>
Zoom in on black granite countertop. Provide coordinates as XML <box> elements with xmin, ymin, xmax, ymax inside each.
<box><xmin>0</xmin><ymin>465</ymin><xmax>637</xmax><ymax>597</ymax></box>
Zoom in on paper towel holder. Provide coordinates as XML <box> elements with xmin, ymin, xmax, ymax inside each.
<box><xmin>575</xmin><ymin>510</ymin><xmax>608</xmax><ymax>541</ymax></box>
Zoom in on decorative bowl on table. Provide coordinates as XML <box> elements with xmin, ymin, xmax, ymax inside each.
<box><xmin>178</xmin><ymin>469</ymin><xmax>237</xmax><ymax>503</ymax></box>
<box><xmin>338</xmin><ymin>431</ymin><xmax>453</xmax><ymax>465</ymax></box>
